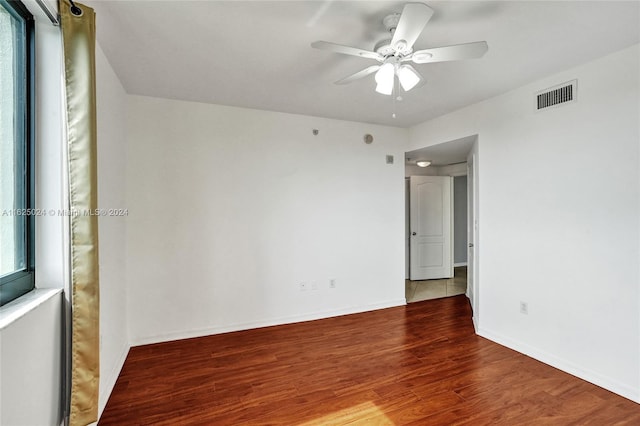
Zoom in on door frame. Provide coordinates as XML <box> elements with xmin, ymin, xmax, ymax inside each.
<box><xmin>467</xmin><ymin>142</ymin><xmax>479</xmax><ymax>329</ymax></box>
<box><xmin>403</xmin><ymin>135</ymin><xmax>480</xmax><ymax>329</ymax></box>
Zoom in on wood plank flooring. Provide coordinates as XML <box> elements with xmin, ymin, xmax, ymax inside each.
<box><xmin>99</xmin><ymin>296</ymin><xmax>640</xmax><ymax>425</ymax></box>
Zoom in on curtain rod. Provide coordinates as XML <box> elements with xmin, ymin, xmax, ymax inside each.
<box><xmin>34</xmin><ymin>0</ymin><xmax>83</xmax><ymax>26</ymax></box>
<box><xmin>34</xmin><ymin>0</ymin><xmax>59</xmax><ymax>25</ymax></box>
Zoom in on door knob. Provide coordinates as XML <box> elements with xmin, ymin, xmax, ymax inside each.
<box><xmin>412</xmin><ymin>232</ymin><xmax>417</xmax><ymax>236</ymax></box>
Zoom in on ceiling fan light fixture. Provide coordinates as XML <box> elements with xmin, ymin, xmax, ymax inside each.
<box><xmin>398</xmin><ymin>65</ymin><xmax>420</xmax><ymax>91</ymax></box>
<box><xmin>416</xmin><ymin>161</ymin><xmax>431</xmax><ymax>167</ymax></box>
<box><xmin>375</xmin><ymin>63</ymin><xmax>395</xmax><ymax>95</ymax></box>
<box><xmin>376</xmin><ymin>81</ymin><xmax>394</xmax><ymax>95</ymax></box>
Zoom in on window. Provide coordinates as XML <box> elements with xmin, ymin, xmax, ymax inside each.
<box><xmin>0</xmin><ymin>0</ymin><xmax>34</xmax><ymax>306</ymax></box>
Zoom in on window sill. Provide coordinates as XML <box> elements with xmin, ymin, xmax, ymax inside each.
<box><xmin>0</xmin><ymin>288</ymin><xmax>62</xmax><ymax>330</ymax></box>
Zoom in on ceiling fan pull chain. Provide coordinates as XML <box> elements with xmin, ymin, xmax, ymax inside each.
<box><xmin>392</xmin><ymin>78</ymin><xmax>397</xmax><ymax>119</ymax></box>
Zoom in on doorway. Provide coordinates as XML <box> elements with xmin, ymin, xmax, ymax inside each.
<box><xmin>404</xmin><ymin>136</ymin><xmax>478</xmax><ymax>311</ymax></box>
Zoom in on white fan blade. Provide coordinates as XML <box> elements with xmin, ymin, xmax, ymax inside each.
<box><xmin>410</xmin><ymin>41</ymin><xmax>488</xmax><ymax>64</ymax></box>
<box><xmin>311</xmin><ymin>41</ymin><xmax>383</xmax><ymax>61</ymax></box>
<box><xmin>335</xmin><ymin>65</ymin><xmax>381</xmax><ymax>85</ymax></box>
<box><xmin>391</xmin><ymin>3</ymin><xmax>434</xmax><ymax>50</ymax></box>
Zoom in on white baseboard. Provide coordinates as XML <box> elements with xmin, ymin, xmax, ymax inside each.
<box><xmin>131</xmin><ymin>299</ymin><xmax>407</xmax><ymax>347</ymax></box>
<box><xmin>464</xmin><ymin>292</ymin><xmax>478</xmax><ymax>333</ymax></box>
<box><xmin>477</xmin><ymin>327</ymin><xmax>640</xmax><ymax>404</ymax></box>
<box><xmin>97</xmin><ymin>342</ymin><xmax>130</xmax><ymax>419</ymax></box>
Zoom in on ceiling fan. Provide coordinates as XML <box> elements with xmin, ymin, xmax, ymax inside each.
<box><xmin>311</xmin><ymin>2</ymin><xmax>488</xmax><ymax>96</ymax></box>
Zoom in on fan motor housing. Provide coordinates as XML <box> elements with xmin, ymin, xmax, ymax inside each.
<box><xmin>374</xmin><ymin>38</ymin><xmax>396</xmax><ymax>56</ymax></box>
<box><xmin>374</xmin><ymin>38</ymin><xmax>412</xmax><ymax>57</ymax></box>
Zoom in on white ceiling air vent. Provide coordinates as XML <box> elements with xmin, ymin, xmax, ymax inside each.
<box><xmin>536</xmin><ymin>80</ymin><xmax>577</xmax><ymax>111</ymax></box>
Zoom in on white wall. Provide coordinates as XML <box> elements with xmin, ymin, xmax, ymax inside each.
<box><xmin>126</xmin><ymin>96</ymin><xmax>407</xmax><ymax>344</ymax></box>
<box><xmin>33</xmin><ymin>3</ymin><xmax>65</xmax><ymax>291</ymax></box>
<box><xmin>438</xmin><ymin>163</ymin><xmax>467</xmax><ymax>177</ymax></box>
<box><xmin>95</xmin><ymin>43</ymin><xmax>129</xmax><ymax>417</ymax></box>
<box><xmin>409</xmin><ymin>44</ymin><xmax>640</xmax><ymax>402</ymax></box>
<box><xmin>0</xmin><ymin>291</ymin><xmax>62</xmax><ymax>425</ymax></box>
<box><xmin>405</xmin><ymin>162</ymin><xmax>467</xmax><ymax>177</ymax></box>
<box><xmin>405</xmin><ymin>164</ymin><xmax>439</xmax><ymax>177</ymax></box>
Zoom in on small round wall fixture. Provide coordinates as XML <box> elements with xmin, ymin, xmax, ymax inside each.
<box><xmin>364</xmin><ymin>134</ymin><xmax>374</xmax><ymax>144</ymax></box>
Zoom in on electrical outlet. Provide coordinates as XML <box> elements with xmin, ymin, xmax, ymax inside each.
<box><xmin>329</xmin><ymin>278</ymin><xmax>336</xmax><ymax>289</ymax></box>
<box><xmin>520</xmin><ymin>301</ymin><xmax>528</xmax><ymax>315</ymax></box>
<box><xmin>300</xmin><ymin>282</ymin><xmax>308</xmax><ymax>291</ymax></box>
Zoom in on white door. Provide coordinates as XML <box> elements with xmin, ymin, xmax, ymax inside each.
<box><xmin>409</xmin><ymin>176</ymin><xmax>453</xmax><ymax>280</ymax></box>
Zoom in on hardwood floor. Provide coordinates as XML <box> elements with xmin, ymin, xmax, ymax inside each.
<box><xmin>100</xmin><ymin>296</ymin><xmax>639</xmax><ymax>425</ymax></box>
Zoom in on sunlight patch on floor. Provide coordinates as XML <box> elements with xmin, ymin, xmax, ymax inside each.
<box><xmin>299</xmin><ymin>401</ymin><xmax>394</xmax><ymax>425</ymax></box>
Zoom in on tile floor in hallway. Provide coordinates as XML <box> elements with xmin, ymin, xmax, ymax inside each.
<box><xmin>406</xmin><ymin>266</ymin><xmax>467</xmax><ymax>303</ymax></box>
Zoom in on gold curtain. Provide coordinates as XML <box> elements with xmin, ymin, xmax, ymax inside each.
<box><xmin>60</xmin><ymin>1</ymin><xmax>100</xmax><ymax>424</ymax></box>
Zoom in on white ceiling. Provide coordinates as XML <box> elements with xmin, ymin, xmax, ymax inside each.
<box><xmin>87</xmin><ymin>1</ymin><xmax>640</xmax><ymax>128</ymax></box>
